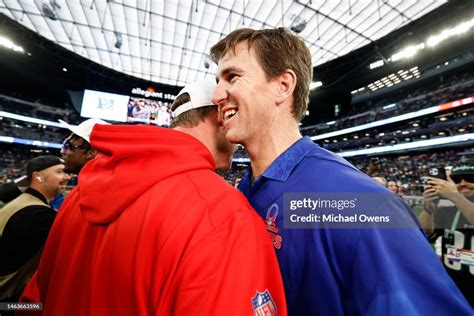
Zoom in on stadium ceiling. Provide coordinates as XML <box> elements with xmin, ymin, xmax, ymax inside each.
<box><xmin>0</xmin><ymin>0</ymin><xmax>446</xmax><ymax>87</ymax></box>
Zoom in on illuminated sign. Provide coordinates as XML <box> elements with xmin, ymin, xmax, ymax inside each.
<box><xmin>131</xmin><ymin>87</ymin><xmax>176</xmax><ymax>100</ymax></box>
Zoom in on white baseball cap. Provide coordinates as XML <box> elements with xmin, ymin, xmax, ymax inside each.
<box><xmin>172</xmin><ymin>79</ymin><xmax>216</xmax><ymax>118</ymax></box>
<box><xmin>58</xmin><ymin>118</ymin><xmax>110</xmax><ymax>143</ymax></box>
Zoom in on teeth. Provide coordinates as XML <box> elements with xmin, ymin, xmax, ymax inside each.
<box><xmin>223</xmin><ymin>109</ymin><xmax>237</xmax><ymax>121</ymax></box>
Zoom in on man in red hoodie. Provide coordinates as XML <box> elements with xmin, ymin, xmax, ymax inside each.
<box><xmin>19</xmin><ymin>80</ymin><xmax>286</xmax><ymax>316</ymax></box>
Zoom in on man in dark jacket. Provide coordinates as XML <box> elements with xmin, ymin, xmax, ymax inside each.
<box><xmin>0</xmin><ymin>155</ymin><xmax>70</xmax><ymax>302</ymax></box>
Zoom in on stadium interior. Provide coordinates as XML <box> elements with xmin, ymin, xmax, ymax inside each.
<box><xmin>0</xmin><ymin>0</ymin><xmax>473</xmax><ymax>217</ymax></box>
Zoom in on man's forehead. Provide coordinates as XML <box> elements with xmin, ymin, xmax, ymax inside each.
<box><xmin>219</xmin><ymin>42</ymin><xmax>251</xmax><ymax>63</ymax></box>
<box><xmin>216</xmin><ymin>44</ymin><xmax>253</xmax><ymax>80</ymax></box>
<box><xmin>68</xmin><ymin>134</ymin><xmax>85</xmax><ymax>143</ymax></box>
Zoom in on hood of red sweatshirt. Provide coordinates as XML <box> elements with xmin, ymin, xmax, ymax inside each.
<box><xmin>76</xmin><ymin>124</ymin><xmax>215</xmax><ymax>224</ymax></box>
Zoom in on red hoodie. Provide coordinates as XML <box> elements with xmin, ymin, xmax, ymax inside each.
<box><xmin>20</xmin><ymin>125</ymin><xmax>286</xmax><ymax>316</ymax></box>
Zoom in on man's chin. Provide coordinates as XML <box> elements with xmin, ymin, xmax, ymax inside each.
<box><xmin>225</xmin><ymin>131</ymin><xmax>241</xmax><ymax>145</ymax></box>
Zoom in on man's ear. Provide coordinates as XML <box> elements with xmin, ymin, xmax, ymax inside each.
<box><xmin>275</xmin><ymin>69</ymin><xmax>297</xmax><ymax>105</ymax></box>
<box><xmin>86</xmin><ymin>148</ymin><xmax>98</xmax><ymax>160</ymax></box>
<box><xmin>32</xmin><ymin>171</ymin><xmax>42</xmax><ymax>182</ymax></box>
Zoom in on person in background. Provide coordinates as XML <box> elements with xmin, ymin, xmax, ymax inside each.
<box><xmin>387</xmin><ymin>179</ymin><xmax>399</xmax><ymax>194</ymax></box>
<box><xmin>366</xmin><ymin>157</ymin><xmax>381</xmax><ymax>177</ymax></box>
<box><xmin>131</xmin><ymin>101</ymin><xmax>150</xmax><ymax>121</ymax></box>
<box><xmin>58</xmin><ymin>118</ymin><xmax>106</xmax><ymax>175</ymax></box>
<box><xmin>0</xmin><ymin>119</ymin><xmax>106</xmax><ymax>207</ymax></box>
<box><xmin>210</xmin><ymin>27</ymin><xmax>471</xmax><ymax>315</ymax></box>
<box><xmin>0</xmin><ymin>176</ymin><xmax>28</xmax><ymax>204</ymax></box>
<box><xmin>20</xmin><ymin>80</ymin><xmax>286</xmax><ymax>316</ymax></box>
<box><xmin>0</xmin><ymin>156</ymin><xmax>69</xmax><ymax>303</ymax></box>
<box><xmin>419</xmin><ymin>161</ymin><xmax>474</xmax><ymax>306</ymax></box>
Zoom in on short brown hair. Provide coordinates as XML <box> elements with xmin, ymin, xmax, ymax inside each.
<box><xmin>170</xmin><ymin>92</ymin><xmax>216</xmax><ymax>128</ymax></box>
<box><xmin>210</xmin><ymin>27</ymin><xmax>312</xmax><ymax>122</ymax></box>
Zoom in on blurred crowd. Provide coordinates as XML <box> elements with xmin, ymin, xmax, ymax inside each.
<box><xmin>349</xmin><ymin>149</ymin><xmax>473</xmax><ymax>196</ymax></box>
<box><xmin>0</xmin><ymin>144</ymin><xmax>52</xmax><ymax>184</ymax></box>
<box><xmin>302</xmin><ymin>71</ymin><xmax>474</xmax><ymax>137</ymax></box>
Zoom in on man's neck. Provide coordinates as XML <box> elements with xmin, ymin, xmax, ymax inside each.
<box><xmin>246</xmin><ymin>127</ymin><xmax>302</xmax><ymax>178</ymax></box>
<box><xmin>29</xmin><ymin>184</ymin><xmax>53</xmax><ymax>202</ymax></box>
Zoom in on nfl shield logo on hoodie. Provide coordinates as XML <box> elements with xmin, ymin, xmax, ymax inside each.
<box><xmin>252</xmin><ymin>290</ymin><xmax>277</xmax><ymax>316</ymax></box>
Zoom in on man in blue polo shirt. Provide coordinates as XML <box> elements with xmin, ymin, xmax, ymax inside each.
<box><xmin>210</xmin><ymin>27</ymin><xmax>472</xmax><ymax>315</ymax></box>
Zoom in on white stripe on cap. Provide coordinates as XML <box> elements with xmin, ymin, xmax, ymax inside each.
<box><xmin>171</xmin><ymin>79</ymin><xmax>216</xmax><ymax>118</ymax></box>
<box><xmin>172</xmin><ymin>101</ymin><xmax>214</xmax><ymax>118</ymax></box>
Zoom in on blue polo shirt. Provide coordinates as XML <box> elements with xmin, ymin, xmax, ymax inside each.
<box><xmin>239</xmin><ymin>136</ymin><xmax>471</xmax><ymax>315</ymax></box>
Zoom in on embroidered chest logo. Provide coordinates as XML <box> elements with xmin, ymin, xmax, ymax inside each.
<box><xmin>252</xmin><ymin>290</ymin><xmax>277</xmax><ymax>316</ymax></box>
<box><xmin>265</xmin><ymin>203</ymin><xmax>283</xmax><ymax>249</ymax></box>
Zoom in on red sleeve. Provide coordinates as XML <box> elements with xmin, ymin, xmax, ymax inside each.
<box><xmin>20</xmin><ymin>270</ymin><xmax>39</xmax><ymax>301</ymax></box>
<box><xmin>17</xmin><ymin>272</ymin><xmax>40</xmax><ymax>316</ymax></box>
<box><xmin>18</xmin><ymin>190</ymin><xmax>80</xmax><ymax>315</ymax></box>
<box><xmin>163</xmin><ymin>211</ymin><xmax>287</xmax><ymax>316</ymax></box>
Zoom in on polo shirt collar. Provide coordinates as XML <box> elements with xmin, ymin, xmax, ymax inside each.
<box><xmin>260</xmin><ymin>136</ymin><xmax>315</xmax><ymax>182</ymax></box>
<box><xmin>239</xmin><ymin>136</ymin><xmax>316</xmax><ymax>194</ymax></box>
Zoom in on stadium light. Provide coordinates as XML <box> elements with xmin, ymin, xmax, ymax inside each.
<box><xmin>369</xmin><ymin>17</ymin><xmax>474</xmax><ymax>69</ymax></box>
<box><xmin>0</xmin><ymin>36</ymin><xmax>25</xmax><ymax>53</ymax></box>
<box><xmin>0</xmin><ymin>111</ymin><xmax>65</xmax><ymax>128</ymax></box>
<box><xmin>427</xmin><ymin>18</ymin><xmax>474</xmax><ymax>47</ymax></box>
<box><xmin>356</xmin><ymin>67</ymin><xmax>420</xmax><ymax>93</ymax></box>
<box><xmin>0</xmin><ymin>136</ymin><xmax>14</xmax><ymax>143</ymax></box>
<box><xmin>0</xmin><ymin>136</ymin><xmax>62</xmax><ymax>149</ymax></box>
<box><xmin>369</xmin><ymin>60</ymin><xmax>384</xmax><ymax>69</ymax></box>
<box><xmin>310</xmin><ymin>81</ymin><xmax>323</xmax><ymax>90</ymax></box>
<box><xmin>390</xmin><ymin>43</ymin><xmax>425</xmax><ymax>62</ymax></box>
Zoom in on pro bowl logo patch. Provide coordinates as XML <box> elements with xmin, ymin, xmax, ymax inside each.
<box><xmin>265</xmin><ymin>204</ymin><xmax>283</xmax><ymax>249</ymax></box>
<box><xmin>252</xmin><ymin>289</ymin><xmax>277</xmax><ymax>316</ymax></box>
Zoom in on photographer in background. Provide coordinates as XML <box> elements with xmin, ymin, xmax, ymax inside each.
<box><xmin>366</xmin><ymin>157</ymin><xmax>381</xmax><ymax>177</ymax></box>
<box><xmin>419</xmin><ymin>162</ymin><xmax>474</xmax><ymax>306</ymax></box>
